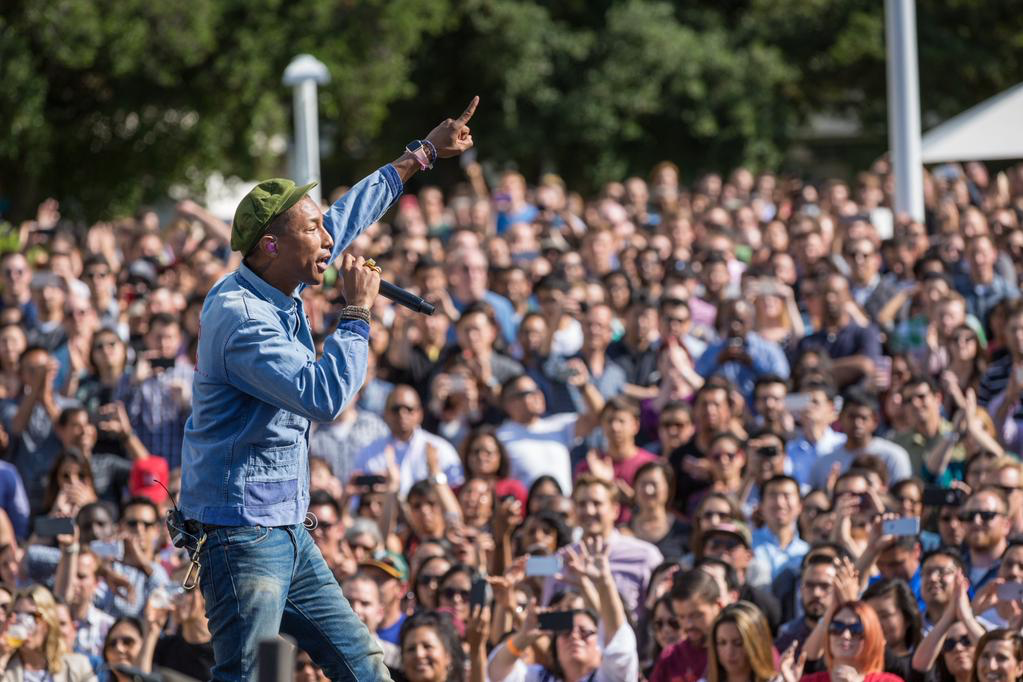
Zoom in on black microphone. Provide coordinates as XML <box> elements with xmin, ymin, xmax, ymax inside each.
<box><xmin>380</xmin><ymin>279</ymin><xmax>435</xmax><ymax>315</ymax></box>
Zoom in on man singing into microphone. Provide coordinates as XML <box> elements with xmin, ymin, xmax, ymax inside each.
<box><xmin>179</xmin><ymin>97</ymin><xmax>478</xmax><ymax>681</ymax></box>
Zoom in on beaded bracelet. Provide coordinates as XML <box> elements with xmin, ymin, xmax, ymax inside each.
<box><xmin>340</xmin><ymin>305</ymin><xmax>371</xmax><ymax>324</ymax></box>
<box><xmin>423</xmin><ymin>140</ymin><xmax>437</xmax><ymax>167</ymax></box>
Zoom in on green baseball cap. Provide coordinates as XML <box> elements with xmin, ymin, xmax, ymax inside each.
<box><xmin>230</xmin><ymin>178</ymin><xmax>318</xmax><ymax>254</ymax></box>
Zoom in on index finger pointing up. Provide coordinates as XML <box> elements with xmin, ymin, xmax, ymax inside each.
<box><xmin>455</xmin><ymin>95</ymin><xmax>480</xmax><ymax>126</ymax></box>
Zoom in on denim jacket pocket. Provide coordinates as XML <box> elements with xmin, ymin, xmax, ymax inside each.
<box><xmin>244</xmin><ymin>443</ymin><xmax>300</xmax><ymax>507</ymax></box>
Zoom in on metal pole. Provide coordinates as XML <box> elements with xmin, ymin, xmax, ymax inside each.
<box><xmin>283</xmin><ymin>55</ymin><xmax>331</xmax><ymax>206</ymax></box>
<box><xmin>257</xmin><ymin>637</ymin><xmax>295</xmax><ymax>682</ymax></box>
<box><xmin>885</xmin><ymin>0</ymin><xmax>924</xmax><ymax>222</ymax></box>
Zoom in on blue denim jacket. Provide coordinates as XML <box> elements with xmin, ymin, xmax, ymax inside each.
<box><xmin>179</xmin><ymin>165</ymin><xmax>403</xmax><ymax>526</ymax></box>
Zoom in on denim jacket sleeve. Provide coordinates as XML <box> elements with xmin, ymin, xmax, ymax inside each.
<box><xmin>322</xmin><ymin>164</ymin><xmax>403</xmax><ymax>266</ymax></box>
<box><xmin>223</xmin><ymin>316</ymin><xmax>371</xmax><ymax>423</ymax></box>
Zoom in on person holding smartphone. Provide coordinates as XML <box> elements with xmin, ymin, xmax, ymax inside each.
<box><xmin>969</xmin><ymin>541</ymin><xmax>1023</xmax><ymax>629</ymax></box>
<box><xmin>122</xmin><ymin>313</ymin><xmax>193</xmax><ymax>471</ymax></box>
<box><xmin>694</xmin><ymin>298</ymin><xmax>790</xmax><ymax>408</ymax></box>
<box><xmin>488</xmin><ymin>536</ymin><xmax>637</xmax><ymax>682</ymax></box>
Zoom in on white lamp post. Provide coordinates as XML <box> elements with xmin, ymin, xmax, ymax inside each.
<box><xmin>282</xmin><ymin>54</ymin><xmax>330</xmax><ymax>205</ymax></box>
<box><xmin>885</xmin><ymin>0</ymin><xmax>924</xmax><ymax>222</ymax></box>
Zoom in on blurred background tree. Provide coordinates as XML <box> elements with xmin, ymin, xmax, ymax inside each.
<box><xmin>0</xmin><ymin>0</ymin><xmax>452</xmax><ymax>220</ymax></box>
<box><xmin>1</xmin><ymin>0</ymin><xmax>1021</xmax><ymax>220</ymax></box>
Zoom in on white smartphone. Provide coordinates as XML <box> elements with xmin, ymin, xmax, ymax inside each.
<box><xmin>525</xmin><ymin>555</ymin><xmax>563</xmax><ymax>577</ymax></box>
<box><xmin>90</xmin><ymin>539</ymin><xmax>124</xmax><ymax>562</ymax></box>
<box><xmin>784</xmin><ymin>393</ymin><xmax>811</xmax><ymax>413</ymax></box>
<box><xmin>882</xmin><ymin>517</ymin><xmax>920</xmax><ymax>537</ymax></box>
<box><xmin>998</xmin><ymin>582</ymin><xmax>1023</xmax><ymax>602</ymax></box>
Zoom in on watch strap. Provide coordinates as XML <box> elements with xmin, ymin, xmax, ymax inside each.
<box><xmin>405</xmin><ymin>140</ymin><xmax>431</xmax><ymax>171</ymax></box>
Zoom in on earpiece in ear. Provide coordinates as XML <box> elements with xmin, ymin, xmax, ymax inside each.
<box><xmin>266</xmin><ymin>242</ymin><xmax>277</xmax><ymax>254</ymax></box>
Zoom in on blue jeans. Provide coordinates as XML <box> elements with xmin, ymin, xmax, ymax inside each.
<box><xmin>198</xmin><ymin>524</ymin><xmax>392</xmax><ymax>681</ymax></box>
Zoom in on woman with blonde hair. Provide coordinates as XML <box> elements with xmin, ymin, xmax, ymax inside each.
<box><xmin>750</xmin><ymin>279</ymin><xmax>804</xmax><ymax>351</ymax></box>
<box><xmin>0</xmin><ymin>584</ymin><xmax>94</xmax><ymax>680</ymax></box>
<box><xmin>706</xmin><ymin>601</ymin><xmax>776</xmax><ymax>682</ymax></box>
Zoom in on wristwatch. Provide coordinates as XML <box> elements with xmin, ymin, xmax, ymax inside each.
<box><xmin>429</xmin><ymin>472</ymin><xmax>448</xmax><ymax>486</ymax></box>
<box><xmin>405</xmin><ymin>140</ymin><xmax>433</xmax><ymax>170</ymax></box>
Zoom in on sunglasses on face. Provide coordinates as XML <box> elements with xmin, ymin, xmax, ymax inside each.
<box><xmin>417</xmin><ymin>573</ymin><xmax>444</xmax><ymax>587</ymax></box>
<box><xmin>107</xmin><ymin>636</ymin><xmax>139</xmax><ymax>648</ymax></box>
<box><xmin>557</xmin><ymin>627</ymin><xmax>598</xmax><ymax>641</ymax></box>
<box><xmin>123</xmin><ymin>519</ymin><xmax>158</xmax><ymax>529</ymax></box>
<box><xmin>348</xmin><ymin>543</ymin><xmax>375</xmax><ymax>554</ymax></box>
<box><xmin>388</xmin><ymin>404</ymin><xmax>418</xmax><ymax>414</ymax></box>
<box><xmin>700</xmin><ymin>510</ymin><xmax>729</xmax><ymax>523</ymax></box>
<box><xmin>706</xmin><ymin>537</ymin><xmax>741</xmax><ymax>552</ymax></box>
<box><xmin>440</xmin><ymin>587</ymin><xmax>469</xmax><ymax>602</ymax></box>
<box><xmin>829</xmin><ymin>620</ymin><xmax>864</xmax><ymax>638</ymax></box>
<box><xmin>958</xmin><ymin>510</ymin><xmax>1002</xmax><ymax>523</ymax></box>
<box><xmin>654</xmin><ymin>617</ymin><xmax>681</xmax><ymax>631</ymax></box>
<box><xmin>943</xmin><ymin>635</ymin><xmax>971</xmax><ymax>652</ymax></box>
<box><xmin>845</xmin><ymin>250</ymin><xmax>873</xmax><ymax>260</ymax></box>
<box><xmin>708</xmin><ymin>450</ymin><xmax>738</xmax><ymax>461</ymax></box>
<box><xmin>803</xmin><ymin>505</ymin><xmax>827</xmax><ymax>519</ymax></box>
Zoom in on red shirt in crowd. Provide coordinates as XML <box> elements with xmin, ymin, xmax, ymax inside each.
<box><xmin>649</xmin><ymin>639</ymin><xmax>707</xmax><ymax>682</ymax></box>
<box><xmin>800</xmin><ymin>673</ymin><xmax>904</xmax><ymax>682</ymax></box>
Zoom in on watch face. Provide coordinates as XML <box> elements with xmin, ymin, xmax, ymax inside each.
<box><xmin>407</xmin><ymin>140</ymin><xmax>424</xmax><ymax>152</ymax></box>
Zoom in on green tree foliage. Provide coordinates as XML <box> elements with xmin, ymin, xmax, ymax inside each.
<box><xmin>747</xmin><ymin>0</ymin><xmax>1023</xmax><ymax>134</ymax></box>
<box><xmin>0</xmin><ymin>0</ymin><xmax>451</xmax><ymax>220</ymax></box>
<box><xmin>378</xmin><ymin>0</ymin><xmax>798</xmax><ymax>191</ymax></box>
<box><xmin>1</xmin><ymin>0</ymin><xmax>1021</xmax><ymax>220</ymax></box>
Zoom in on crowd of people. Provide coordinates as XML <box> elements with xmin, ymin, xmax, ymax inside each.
<box><xmin>0</xmin><ymin>155</ymin><xmax>1022</xmax><ymax>682</ymax></box>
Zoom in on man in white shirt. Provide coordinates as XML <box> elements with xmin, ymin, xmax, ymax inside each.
<box><xmin>786</xmin><ymin>380</ymin><xmax>846</xmax><ymax>492</ymax></box>
<box><xmin>809</xmin><ymin>387</ymin><xmax>912</xmax><ymax>490</ymax></box>
<box><xmin>495</xmin><ymin>372</ymin><xmax>603</xmax><ymax>494</ymax></box>
<box><xmin>752</xmin><ymin>475</ymin><xmax>810</xmax><ymax>582</ymax></box>
<box><xmin>354</xmin><ymin>385</ymin><xmax>463</xmax><ymax>498</ymax></box>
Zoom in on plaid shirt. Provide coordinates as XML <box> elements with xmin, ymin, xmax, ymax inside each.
<box><xmin>125</xmin><ymin>359</ymin><xmax>193</xmax><ymax>470</ymax></box>
<box><xmin>309</xmin><ymin>410</ymin><xmax>390</xmax><ymax>484</ymax></box>
<box><xmin>74</xmin><ymin>605</ymin><xmax>114</xmax><ymax>658</ymax></box>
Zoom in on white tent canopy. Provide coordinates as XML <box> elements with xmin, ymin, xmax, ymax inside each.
<box><xmin>920</xmin><ymin>82</ymin><xmax>1023</xmax><ymax>163</ymax></box>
